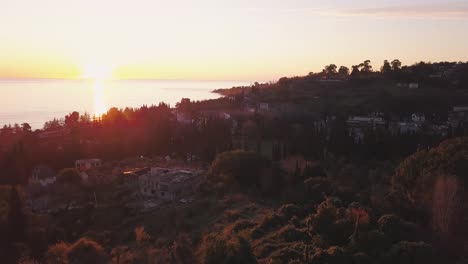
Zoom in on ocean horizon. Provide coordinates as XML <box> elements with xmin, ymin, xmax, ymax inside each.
<box><xmin>0</xmin><ymin>79</ymin><xmax>252</xmax><ymax>129</ymax></box>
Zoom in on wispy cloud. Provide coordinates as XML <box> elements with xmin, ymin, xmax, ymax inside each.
<box><xmin>325</xmin><ymin>3</ymin><xmax>468</xmax><ymax>18</ymax></box>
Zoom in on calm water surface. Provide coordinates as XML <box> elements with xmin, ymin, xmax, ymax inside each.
<box><xmin>0</xmin><ymin>79</ymin><xmax>251</xmax><ymax>129</ymax></box>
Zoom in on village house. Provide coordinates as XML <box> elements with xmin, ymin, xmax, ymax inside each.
<box><xmin>29</xmin><ymin>165</ymin><xmax>56</xmax><ymax>187</ymax></box>
<box><xmin>257</xmin><ymin>102</ymin><xmax>270</xmax><ymax>112</ymax></box>
<box><xmin>124</xmin><ymin>167</ymin><xmax>151</xmax><ymax>187</ymax></box>
<box><xmin>411</xmin><ymin>113</ymin><xmax>426</xmax><ymax>123</ymax></box>
<box><xmin>158</xmin><ymin>170</ymin><xmax>202</xmax><ymax>201</ymax></box>
<box><xmin>75</xmin><ymin>159</ymin><xmax>102</xmax><ymax>171</ymax></box>
<box><xmin>346</xmin><ymin>114</ymin><xmax>386</xmax><ymax>142</ymax></box>
<box><xmin>137</xmin><ymin>167</ymin><xmax>202</xmax><ymax>201</ymax></box>
<box><xmin>139</xmin><ymin>167</ymin><xmax>170</xmax><ymax>197</ymax></box>
<box><xmin>448</xmin><ymin>106</ymin><xmax>468</xmax><ymax>128</ymax></box>
<box><xmin>390</xmin><ymin>122</ymin><xmax>421</xmax><ymax>135</ymax></box>
<box><xmin>409</xmin><ymin>83</ymin><xmax>419</xmax><ymax>89</ymax></box>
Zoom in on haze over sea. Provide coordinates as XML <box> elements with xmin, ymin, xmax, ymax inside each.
<box><xmin>0</xmin><ymin>79</ymin><xmax>252</xmax><ymax>129</ymax></box>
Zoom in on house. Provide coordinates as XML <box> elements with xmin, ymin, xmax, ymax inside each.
<box><xmin>257</xmin><ymin>102</ymin><xmax>270</xmax><ymax>112</ymax></box>
<box><xmin>29</xmin><ymin>165</ymin><xmax>56</xmax><ymax>187</ymax></box>
<box><xmin>347</xmin><ymin>115</ymin><xmax>386</xmax><ymax>143</ymax></box>
<box><xmin>174</xmin><ymin>110</ymin><xmax>193</xmax><ymax>125</ymax></box>
<box><xmin>390</xmin><ymin>122</ymin><xmax>421</xmax><ymax>135</ymax></box>
<box><xmin>139</xmin><ymin>167</ymin><xmax>170</xmax><ymax>197</ymax></box>
<box><xmin>75</xmin><ymin>159</ymin><xmax>102</xmax><ymax>171</ymax></box>
<box><xmin>448</xmin><ymin>106</ymin><xmax>468</xmax><ymax>127</ymax></box>
<box><xmin>137</xmin><ymin>167</ymin><xmax>203</xmax><ymax>201</ymax></box>
<box><xmin>123</xmin><ymin>167</ymin><xmax>150</xmax><ymax>186</ymax></box>
<box><xmin>158</xmin><ymin>170</ymin><xmax>202</xmax><ymax>201</ymax></box>
<box><xmin>411</xmin><ymin>113</ymin><xmax>426</xmax><ymax>123</ymax></box>
<box><xmin>409</xmin><ymin>83</ymin><xmax>419</xmax><ymax>89</ymax></box>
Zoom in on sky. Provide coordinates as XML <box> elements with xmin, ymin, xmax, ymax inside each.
<box><xmin>1</xmin><ymin>0</ymin><xmax>468</xmax><ymax>81</ymax></box>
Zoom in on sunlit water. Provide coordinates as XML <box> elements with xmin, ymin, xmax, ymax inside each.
<box><xmin>0</xmin><ymin>79</ymin><xmax>251</xmax><ymax>129</ymax></box>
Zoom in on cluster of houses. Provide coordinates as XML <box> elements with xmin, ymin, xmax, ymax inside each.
<box><xmin>27</xmin><ymin>157</ymin><xmax>203</xmax><ymax>212</ymax></box>
<box><xmin>345</xmin><ymin>107</ymin><xmax>468</xmax><ymax>142</ymax></box>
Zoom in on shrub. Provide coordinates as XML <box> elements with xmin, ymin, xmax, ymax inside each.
<box><xmin>278</xmin><ymin>204</ymin><xmax>303</xmax><ymax>220</ymax></box>
<box><xmin>56</xmin><ymin>168</ymin><xmax>82</xmax><ymax>185</ymax></box>
<box><xmin>377</xmin><ymin>214</ymin><xmax>420</xmax><ymax>243</ymax></box>
<box><xmin>135</xmin><ymin>226</ymin><xmax>151</xmax><ymax>245</ymax></box>
<box><xmin>199</xmin><ymin>233</ymin><xmax>257</xmax><ymax>264</ymax></box>
<box><xmin>269</xmin><ymin>243</ymin><xmax>306</xmax><ymax>264</ymax></box>
<box><xmin>352</xmin><ymin>252</ymin><xmax>372</xmax><ymax>264</ymax></box>
<box><xmin>231</xmin><ymin>220</ymin><xmax>256</xmax><ymax>233</ymax></box>
<box><xmin>208</xmin><ymin>150</ymin><xmax>269</xmax><ymax>188</ymax></box>
<box><xmin>304</xmin><ymin>178</ymin><xmax>333</xmax><ymax>202</ymax></box>
<box><xmin>350</xmin><ymin>230</ymin><xmax>390</xmax><ymax>257</ymax></box>
<box><xmin>65</xmin><ymin>237</ymin><xmax>108</xmax><ymax>264</ymax></box>
<box><xmin>173</xmin><ymin>234</ymin><xmax>196</xmax><ymax>264</ymax></box>
<box><xmin>389</xmin><ymin>241</ymin><xmax>433</xmax><ymax>264</ymax></box>
<box><xmin>311</xmin><ymin>246</ymin><xmax>351</xmax><ymax>264</ymax></box>
<box><xmin>277</xmin><ymin>225</ymin><xmax>309</xmax><ymax>242</ymax></box>
<box><xmin>310</xmin><ymin>235</ymin><xmax>329</xmax><ymax>250</ymax></box>
<box><xmin>259</xmin><ymin>213</ymin><xmax>284</xmax><ymax>232</ymax></box>
<box><xmin>45</xmin><ymin>242</ymin><xmax>69</xmax><ymax>264</ymax></box>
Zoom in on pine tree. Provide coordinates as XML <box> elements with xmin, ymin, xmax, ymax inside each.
<box><xmin>7</xmin><ymin>185</ymin><xmax>25</xmax><ymax>243</ymax></box>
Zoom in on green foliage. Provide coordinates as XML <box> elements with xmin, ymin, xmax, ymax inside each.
<box><xmin>65</xmin><ymin>237</ymin><xmax>108</xmax><ymax>264</ymax></box>
<box><xmin>7</xmin><ymin>185</ymin><xmax>25</xmax><ymax>243</ymax></box>
<box><xmin>277</xmin><ymin>225</ymin><xmax>309</xmax><ymax>242</ymax></box>
<box><xmin>392</xmin><ymin>137</ymin><xmax>468</xmax><ymax>208</ymax></box>
<box><xmin>389</xmin><ymin>241</ymin><xmax>433</xmax><ymax>264</ymax></box>
<box><xmin>45</xmin><ymin>238</ymin><xmax>108</xmax><ymax>264</ymax></box>
<box><xmin>173</xmin><ymin>234</ymin><xmax>196</xmax><ymax>264</ymax></box>
<box><xmin>208</xmin><ymin>150</ymin><xmax>269</xmax><ymax>188</ymax></box>
<box><xmin>45</xmin><ymin>242</ymin><xmax>69</xmax><ymax>264</ymax></box>
<box><xmin>377</xmin><ymin>214</ymin><xmax>420</xmax><ymax>243</ymax></box>
<box><xmin>200</xmin><ymin>233</ymin><xmax>257</xmax><ymax>264</ymax></box>
<box><xmin>278</xmin><ymin>204</ymin><xmax>303</xmax><ymax>220</ymax></box>
<box><xmin>56</xmin><ymin>168</ymin><xmax>82</xmax><ymax>185</ymax></box>
<box><xmin>311</xmin><ymin>246</ymin><xmax>351</xmax><ymax>264</ymax></box>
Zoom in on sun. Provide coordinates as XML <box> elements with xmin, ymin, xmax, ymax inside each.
<box><xmin>81</xmin><ymin>63</ymin><xmax>113</xmax><ymax>80</ymax></box>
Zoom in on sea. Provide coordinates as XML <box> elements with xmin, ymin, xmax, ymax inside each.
<box><xmin>0</xmin><ymin>79</ymin><xmax>251</xmax><ymax>129</ymax></box>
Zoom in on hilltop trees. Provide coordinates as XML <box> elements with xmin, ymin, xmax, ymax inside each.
<box><xmin>207</xmin><ymin>150</ymin><xmax>268</xmax><ymax>188</ymax></box>
<box><xmin>392</xmin><ymin>137</ymin><xmax>468</xmax><ymax>253</ymax></box>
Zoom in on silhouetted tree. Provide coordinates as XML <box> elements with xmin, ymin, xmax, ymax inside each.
<box><xmin>338</xmin><ymin>66</ymin><xmax>350</xmax><ymax>78</ymax></box>
<box><xmin>381</xmin><ymin>60</ymin><xmax>392</xmax><ymax>75</ymax></box>
<box><xmin>7</xmin><ymin>186</ymin><xmax>25</xmax><ymax>243</ymax></box>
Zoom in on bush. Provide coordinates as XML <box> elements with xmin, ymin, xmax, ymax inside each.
<box><xmin>173</xmin><ymin>234</ymin><xmax>196</xmax><ymax>264</ymax></box>
<box><xmin>377</xmin><ymin>214</ymin><xmax>420</xmax><ymax>243</ymax></box>
<box><xmin>304</xmin><ymin>178</ymin><xmax>333</xmax><ymax>202</ymax></box>
<box><xmin>208</xmin><ymin>150</ymin><xmax>269</xmax><ymax>188</ymax></box>
<box><xmin>269</xmin><ymin>242</ymin><xmax>306</xmax><ymax>264</ymax></box>
<box><xmin>65</xmin><ymin>237</ymin><xmax>108</xmax><ymax>264</ymax></box>
<box><xmin>311</xmin><ymin>246</ymin><xmax>351</xmax><ymax>264</ymax></box>
<box><xmin>278</xmin><ymin>204</ymin><xmax>303</xmax><ymax>220</ymax></box>
<box><xmin>135</xmin><ymin>226</ymin><xmax>151</xmax><ymax>245</ymax></box>
<box><xmin>277</xmin><ymin>225</ymin><xmax>309</xmax><ymax>242</ymax></box>
<box><xmin>45</xmin><ymin>242</ymin><xmax>69</xmax><ymax>264</ymax></box>
<box><xmin>350</xmin><ymin>230</ymin><xmax>390</xmax><ymax>257</ymax></box>
<box><xmin>259</xmin><ymin>213</ymin><xmax>284</xmax><ymax>232</ymax></box>
<box><xmin>352</xmin><ymin>252</ymin><xmax>372</xmax><ymax>264</ymax></box>
<box><xmin>231</xmin><ymin>220</ymin><xmax>256</xmax><ymax>233</ymax></box>
<box><xmin>389</xmin><ymin>241</ymin><xmax>433</xmax><ymax>264</ymax></box>
<box><xmin>56</xmin><ymin>168</ymin><xmax>82</xmax><ymax>185</ymax></box>
<box><xmin>199</xmin><ymin>233</ymin><xmax>257</xmax><ymax>264</ymax></box>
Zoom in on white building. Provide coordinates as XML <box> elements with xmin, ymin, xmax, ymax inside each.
<box><xmin>29</xmin><ymin>166</ymin><xmax>56</xmax><ymax>187</ymax></box>
<box><xmin>75</xmin><ymin>159</ymin><xmax>102</xmax><ymax>171</ymax></box>
<box><xmin>411</xmin><ymin>113</ymin><xmax>426</xmax><ymax>123</ymax></box>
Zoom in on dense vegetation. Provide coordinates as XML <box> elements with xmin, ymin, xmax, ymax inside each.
<box><xmin>0</xmin><ymin>59</ymin><xmax>467</xmax><ymax>263</ymax></box>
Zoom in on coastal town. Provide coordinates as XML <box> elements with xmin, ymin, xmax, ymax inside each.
<box><xmin>1</xmin><ymin>60</ymin><xmax>468</xmax><ymax>263</ymax></box>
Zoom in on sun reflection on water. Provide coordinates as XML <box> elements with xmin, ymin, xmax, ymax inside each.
<box><xmin>93</xmin><ymin>80</ymin><xmax>107</xmax><ymax>117</ymax></box>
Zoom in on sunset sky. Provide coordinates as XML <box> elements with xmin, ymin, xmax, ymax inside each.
<box><xmin>1</xmin><ymin>0</ymin><xmax>468</xmax><ymax>81</ymax></box>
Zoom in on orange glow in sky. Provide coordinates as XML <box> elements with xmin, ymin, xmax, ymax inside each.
<box><xmin>1</xmin><ymin>0</ymin><xmax>468</xmax><ymax>81</ymax></box>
